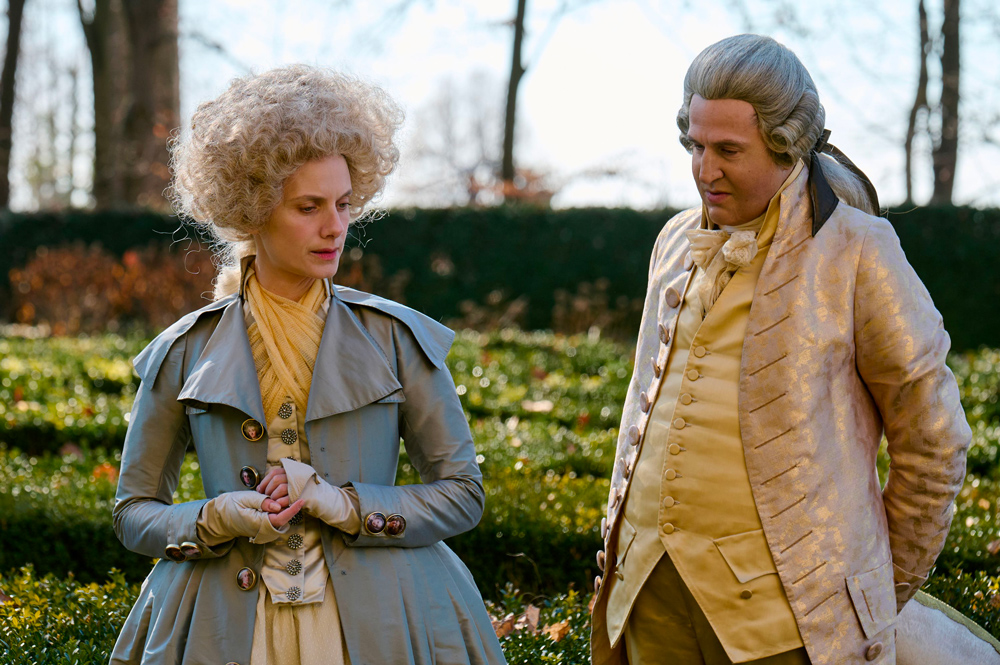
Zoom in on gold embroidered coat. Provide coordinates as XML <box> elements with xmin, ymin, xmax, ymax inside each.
<box><xmin>591</xmin><ymin>161</ymin><xmax>972</xmax><ymax>665</ymax></box>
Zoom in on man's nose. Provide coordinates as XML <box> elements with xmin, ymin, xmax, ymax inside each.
<box><xmin>697</xmin><ymin>152</ymin><xmax>722</xmax><ymax>186</ymax></box>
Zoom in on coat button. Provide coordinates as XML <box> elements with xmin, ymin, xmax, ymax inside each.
<box><xmin>236</xmin><ymin>567</ymin><xmax>257</xmax><ymax>591</ymax></box>
<box><xmin>241</xmin><ymin>418</ymin><xmax>264</xmax><ymax>441</ymax></box>
<box><xmin>865</xmin><ymin>643</ymin><xmax>883</xmax><ymax>661</ymax></box>
<box><xmin>658</xmin><ymin>323</ymin><xmax>669</xmax><ymax>344</ymax></box>
<box><xmin>683</xmin><ymin>251</ymin><xmax>694</xmax><ymax>270</ymax></box>
<box><xmin>662</xmin><ymin>523</ymin><xmax>675</xmax><ymax>534</ymax></box>
<box><xmin>286</xmin><ymin>586</ymin><xmax>302</xmax><ymax>601</ymax></box>
<box><xmin>665</xmin><ymin>469</ymin><xmax>677</xmax><ymax>480</ymax></box>
<box><xmin>639</xmin><ymin>391</ymin><xmax>650</xmax><ymax>412</ymax></box>
<box><xmin>364</xmin><ymin>512</ymin><xmax>387</xmax><ymax>535</ymax></box>
<box><xmin>179</xmin><ymin>542</ymin><xmax>202</xmax><ymax>560</ymax></box>
<box><xmin>601</xmin><ymin>517</ymin><xmax>608</xmax><ymax>539</ymax></box>
<box><xmin>164</xmin><ymin>544</ymin><xmax>185</xmax><ymax>562</ymax></box>
<box><xmin>672</xmin><ymin>417</ymin><xmax>686</xmax><ymax>429</ymax></box>
<box><xmin>686</xmin><ymin>369</ymin><xmax>699</xmax><ymax>381</ymax></box>
<box><xmin>620</xmin><ymin>458</ymin><xmax>632</xmax><ymax>479</ymax></box>
<box><xmin>594</xmin><ymin>575</ymin><xmax>602</xmax><ymax>593</ymax></box>
<box><xmin>693</xmin><ymin>346</ymin><xmax>707</xmax><ymax>358</ymax></box>
<box><xmin>280</xmin><ymin>428</ymin><xmax>297</xmax><ymax>445</ymax></box>
<box><xmin>386</xmin><ymin>514</ymin><xmax>406</xmax><ymax>536</ymax></box>
<box><xmin>664</xmin><ymin>287</ymin><xmax>680</xmax><ymax>308</ymax></box>
<box><xmin>740</xmin><ymin>589</ymin><xmax>753</xmax><ymax>600</ymax></box>
<box><xmin>239</xmin><ymin>466</ymin><xmax>260</xmax><ymax>488</ymax></box>
<box><xmin>680</xmin><ymin>393</ymin><xmax>693</xmax><ymax>405</ymax></box>
<box><xmin>668</xmin><ymin>444</ymin><xmax>681</xmax><ymax>455</ymax></box>
<box><xmin>286</xmin><ymin>533</ymin><xmax>304</xmax><ymax>549</ymax></box>
<box><xmin>285</xmin><ymin>559</ymin><xmax>303</xmax><ymax>576</ymax></box>
<box><xmin>610</xmin><ymin>489</ymin><xmax>622</xmax><ymax>510</ymax></box>
<box><xmin>596</xmin><ymin>550</ymin><xmax>606</xmax><ymax>572</ymax></box>
<box><xmin>650</xmin><ymin>357</ymin><xmax>662</xmax><ymax>378</ymax></box>
<box><xmin>278</xmin><ymin>402</ymin><xmax>293</xmax><ymax>419</ymax></box>
<box><xmin>628</xmin><ymin>425</ymin><xmax>640</xmax><ymax>446</ymax></box>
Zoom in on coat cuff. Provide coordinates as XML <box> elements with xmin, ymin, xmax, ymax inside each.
<box><xmin>280</xmin><ymin>458</ymin><xmax>360</xmax><ymax>534</ymax></box>
<box><xmin>893</xmin><ymin>561</ymin><xmax>929</xmax><ymax>611</ymax></box>
<box><xmin>342</xmin><ymin>481</ymin><xmax>407</xmax><ymax>546</ymax></box>
<box><xmin>166</xmin><ymin>498</ymin><xmax>233</xmax><ymax>561</ymax></box>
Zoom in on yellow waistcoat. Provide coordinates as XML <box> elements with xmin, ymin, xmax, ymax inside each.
<box><xmin>605</xmin><ymin>167</ymin><xmax>804</xmax><ymax>662</ymax></box>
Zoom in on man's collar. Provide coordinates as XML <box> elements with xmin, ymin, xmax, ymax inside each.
<box><xmin>807</xmin><ymin>153</ymin><xmax>840</xmax><ymax>236</ymax></box>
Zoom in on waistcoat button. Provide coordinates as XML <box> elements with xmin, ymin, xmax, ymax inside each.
<box><xmin>662</xmin><ymin>523</ymin><xmax>675</xmax><ymax>534</ymax></box>
<box><xmin>865</xmin><ymin>643</ymin><xmax>883</xmax><ymax>661</ymax></box>
<box><xmin>686</xmin><ymin>369</ymin><xmax>700</xmax><ymax>381</ymax></box>
<box><xmin>740</xmin><ymin>589</ymin><xmax>753</xmax><ymax>600</ymax></box>
<box><xmin>672</xmin><ymin>417</ymin><xmax>686</xmax><ymax>429</ymax></box>
<box><xmin>665</xmin><ymin>469</ymin><xmax>677</xmax><ymax>480</ymax></box>
<box><xmin>668</xmin><ymin>444</ymin><xmax>681</xmax><ymax>455</ymax></box>
<box><xmin>680</xmin><ymin>393</ymin><xmax>693</xmax><ymax>405</ymax></box>
<box><xmin>662</xmin><ymin>496</ymin><xmax>675</xmax><ymax>508</ymax></box>
<box><xmin>664</xmin><ymin>288</ymin><xmax>680</xmax><ymax>308</ymax></box>
<box><xmin>694</xmin><ymin>346</ymin><xmax>707</xmax><ymax>358</ymax></box>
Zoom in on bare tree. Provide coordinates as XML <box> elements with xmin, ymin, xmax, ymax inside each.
<box><xmin>0</xmin><ymin>0</ymin><xmax>27</xmax><ymax>207</ymax></box>
<box><xmin>903</xmin><ymin>0</ymin><xmax>930</xmax><ymax>205</ymax></box>
<box><xmin>501</xmin><ymin>0</ymin><xmax>526</xmax><ymax>187</ymax></box>
<box><xmin>931</xmin><ymin>0</ymin><xmax>960</xmax><ymax>204</ymax></box>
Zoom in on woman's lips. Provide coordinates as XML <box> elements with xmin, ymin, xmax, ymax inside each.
<box><xmin>312</xmin><ymin>249</ymin><xmax>339</xmax><ymax>260</ymax></box>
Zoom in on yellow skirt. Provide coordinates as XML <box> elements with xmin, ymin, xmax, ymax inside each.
<box><xmin>250</xmin><ymin>577</ymin><xmax>350</xmax><ymax>665</ymax></box>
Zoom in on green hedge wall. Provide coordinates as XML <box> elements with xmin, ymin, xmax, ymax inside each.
<box><xmin>2</xmin><ymin>205</ymin><xmax>998</xmax><ymax>349</ymax></box>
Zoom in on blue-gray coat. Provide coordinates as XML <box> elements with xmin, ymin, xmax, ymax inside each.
<box><xmin>110</xmin><ymin>282</ymin><xmax>506</xmax><ymax>665</ymax></box>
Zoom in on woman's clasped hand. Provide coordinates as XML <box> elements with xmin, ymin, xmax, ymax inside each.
<box><xmin>255</xmin><ymin>466</ymin><xmax>306</xmax><ymax>528</ymax></box>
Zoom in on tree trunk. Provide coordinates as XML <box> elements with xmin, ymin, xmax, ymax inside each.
<box><xmin>903</xmin><ymin>0</ymin><xmax>929</xmax><ymax>206</ymax></box>
<box><xmin>931</xmin><ymin>0</ymin><xmax>960</xmax><ymax>205</ymax></box>
<box><xmin>501</xmin><ymin>0</ymin><xmax>527</xmax><ymax>187</ymax></box>
<box><xmin>121</xmin><ymin>0</ymin><xmax>179</xmax><ymax>209</ymax></box>
<box><xmin>0</xmin><ymin>0</ymin><xmax>27</xmax><ymax>208</ymax></box>
<box><xmin>78</xmin><ymin>0</ymin><xmax>129</xmax><ymax>209</ymax></box>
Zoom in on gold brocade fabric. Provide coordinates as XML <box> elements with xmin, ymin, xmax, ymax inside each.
<box><xmin>606</xmin><ymin>167</ymin><xmax>805</xmax><ymax>662</ymax></box>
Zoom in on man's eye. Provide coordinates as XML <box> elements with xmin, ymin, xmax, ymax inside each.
<box><xmin>300</xmin><ymin>206</ymin><xmax>317</xmax><ymax>213</ymax></box>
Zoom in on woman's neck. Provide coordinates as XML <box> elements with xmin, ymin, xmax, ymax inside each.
<box><xmin>251</xmin><ymin>257</ymin><xmax>317</xmax><ymax>302</ymax></box>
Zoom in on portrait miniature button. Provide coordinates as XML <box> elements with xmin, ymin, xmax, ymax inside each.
<box><xmin>680</xmin><ymin>393</ymin><xmax>693</xmax><ymax>405</ymax></box>
<box><xmin>286</xmin><ymin>586</ymin><xmax>302</xmax><ymax>601</ymax></box>
<box><xmin>596</xmin><ymin>550</ymin><xmax>606</xmax><ymax>572</ymax></box>
<box><xmin>241</xmin><ymin>419</ymin><xmax>264</xmax><ymax>442</ymax></box>
<box><xmin>180</xmin><ymin>542</ymin><xmax>202</xmax><ymax>560</ymax></box>
<box><xmin>601</xmin><ymin>517</ymin><xmax>608</xmax><ymax>539</ymax></box>
<box><xmin>164</xmin><ymin>544</ymin><xmax>185</xmax><ymax>562</ymax></box>
<box><xmin>280</xmin><ymin>428</ymin><xmax>297</xmax><ymax>445</ymax></box>
<box><xmin>627</xmin><ymin>425</ymin><xmax>640</xmax><ymax>446</ymax></box>
<box><xmin>686</xmin><ymin>369</ymin><xmax>700</xmax><ymax>381</ymax></box>
<box><xmin>673</xmin><ymin>417</ymin><xmax>686</xmax><ymax>429</ymax></box>
<box><xmin>278</xmin><ymin>402</ymin><xmax>293</xmax><ymax>419</ymax></box>
<box><xmin>239</xmin><ymin>466</ymin><xmax>260</xmax><ymax>489</ymax></box>
<box><xmin>639</xmin><ymin>391</ymin><xmax>650</xmax><ymax>412</ymax></box>
<box><xmin>285</xmin><ymin>559</ymin><xmax>302</xmax><ymax>576</ymax></box>
<box><xmin>662</xmin><ymin>496</ymin><xmax>675</xmax><ymax>508</ymax></box>
<box><xmin>364</xmin><ymin>511</ymin><xmax>387</xmax><ymax>535</ymax></box>
<box><xmin>683</xmin><ymin>251</ymin><xmax>694</xmax><ymax>270</ymax></box>
<box><xmin>658</xmin><ymin>323</ymin><xmax>669</xmax><ymax>344</ymax></box>
<box><xmin>865</xmin><ymin>643</ymin><xmax>883</xmax><ymax>661</ymax></box>
<box><xmin>236</xmin><ymin>567</ymin><xmax>257</xmax><ymax>591</ymax></box>
<box><xmin>694</xmin><ymin>346</ymin><xmax>707</xmax><ymax>358</ymax></box>
<box><xmin>665</xmin><ymin>469</ymin><xmax>677</xmax><ymax>480</ymax></box>
<box><xmin>650</xmin><ymin>357</ymin><xmax>662</xmax><ymax>378</ymax></box>
<box><xmin>668</xmin><ymin>444</ymin><xmax>681</xmax><ymax>455</ymax></box>
<box><xmin>594</xmin><ymin>575</ymin><xmax>602</xmax><ymax>593</ymax></box>
<box><xmin>664</xmin><ymin>288</ymin><xmax>681</xmax><ymax>308</ymax></box>
<box><xmin>286</xmin><ymin>533</ymin><xmax>304</xmax><ymax>549</ymax></box>
<box><xmin>385</xmin><ymin>514</ymin><xmax>407</xmax><ymax>536</ymax></box>
<box><xmin>662</xmin><ymin>523</ymin><xmax>675</xmax><ymax>534</ymax></box>
<box><xmin>740</xmin><ymin>589</ymin><xmax>753</xmax><ymax>600</ymax></box>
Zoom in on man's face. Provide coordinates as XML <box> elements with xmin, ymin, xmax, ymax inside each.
<box><xmin>687</xmin><ymin>94</ymin><xmax>793</xmax><ymax>227</ymax></box>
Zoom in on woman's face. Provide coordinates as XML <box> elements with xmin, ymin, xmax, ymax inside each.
<box><xmin>252</xmin><ymin>154</ymin><xmax>352</xmax><ymax>300</ymax></box>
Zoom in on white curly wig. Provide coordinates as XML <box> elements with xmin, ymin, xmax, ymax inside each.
<box><xmin>676</xmin><ymin>34</ymin><xmax>874</xmax><ymax>214</ymax></box>
<box><xmin>169</xmin><ymin>64</ymin><xmax>404</xmax><ymax>299</ymax></box>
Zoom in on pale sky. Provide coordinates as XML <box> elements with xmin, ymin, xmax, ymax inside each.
<box><xmin>9</xmin><ymin>0</ymin><xmax>1000</xmax><ymax>210</ymax></box>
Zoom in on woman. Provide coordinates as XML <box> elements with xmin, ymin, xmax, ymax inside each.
<box><xmin>111</xmin><ymin>65</ymin><xmax>507</xmax><ymax>665</ymax></box>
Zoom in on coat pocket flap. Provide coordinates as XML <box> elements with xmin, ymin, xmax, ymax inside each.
<box><xmin>184</xmin><ymin>403</ymin><xmax>209</xmax><ymax>415</ymax></box>
<box><xmin>615</xmin><ymin>515</ymin><xmax>637</xmax><ymax>566</ymax></box>
<box><xmin>375</xmin><ymin>390</ymin><xmax>406</xmax><ymax>404</ymax></box>
<box><xmin>713</xmin><ymin>529</ymin><xmax>779</xmax><ymax>584</ymax></box>
<box><xmin>847</xmin><ymin>559</ymin><xmax>897</xmax><ymax>639</ymax></box>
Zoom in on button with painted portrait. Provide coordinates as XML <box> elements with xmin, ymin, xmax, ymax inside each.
<box><xmin>385</xmin><ymin>514</ymin><xmax>406</xmax><ymax>537</ymax></box>
<box><xmin>236</xmin><ymin>567</ymin><xmax>257</xmax><ymax>591</ymax></box>
<box><xmin>364</xmin><ymin>511</ymin><xmax>387</xmax><ymax>535</ymax></box>
<box><xmin>180</xmin><ymin>541</ymin><xmax>203</xmax><ymax>559</ymax></box>
<box><xmin>239</xmin><ymin>465</ymin><xmax>260</xmax><ymax>489</ymax></box>
<box><xmin>164</xmin><ymin>544</ymin><xmax>185</xmax><ymax>562</ymax></box>
<box><xmin>241</xmin><ymin>419</ymin><xmax>264</xmax><ymax>442</ymax></box>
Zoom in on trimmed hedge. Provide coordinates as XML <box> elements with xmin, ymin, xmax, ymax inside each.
<box><xmin>3</xmin><ymin>205</ymin><xmax>999</xmax><ymax>349</ymax></box>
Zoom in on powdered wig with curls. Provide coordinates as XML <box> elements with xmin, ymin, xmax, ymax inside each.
<box><xmin>676</xmin><ymin>34</ymin><xmax>874</xmax><ymax>215</ymax></box>
<box><xmin>169</xmin><ymin>65</ymin><xmax>404</xmax><ymax>298</ymax></box>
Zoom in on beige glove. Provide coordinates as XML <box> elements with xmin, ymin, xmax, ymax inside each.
<box><xmin>197</xmin><ymin>490</ymin><xmax>286</xmax><ymax>545</ymax></box>
<box><xmin>281</xmin><ymin>458</ymin><xmax>361</xmax><ymax>535</ymax></box>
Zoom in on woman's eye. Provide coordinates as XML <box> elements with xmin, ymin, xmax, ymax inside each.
<box><xmin>337</xmin><ymin>201</ymin><xmax>350</xmax><ymax>211</ymax></box>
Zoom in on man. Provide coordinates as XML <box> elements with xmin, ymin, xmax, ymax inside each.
<box><xmin>590</xmin><ymin>35</ymin><xmax>973</xmax><ymax>665</ymax></box>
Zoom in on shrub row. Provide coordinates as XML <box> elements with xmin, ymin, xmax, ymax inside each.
<box><xmin>3</xmin><ymin>205</ymin><xmax>999</xmax><ymax>348</ymax></box>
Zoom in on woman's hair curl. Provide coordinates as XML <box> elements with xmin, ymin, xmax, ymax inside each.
<box><xmin>168</xmin><ymin>65</ymin><xmax>404</xmax><ymax>298</ymax></box>
<box><xmin>676</xmin><ymin>34</ymin><xmax>874</xmax><ymax>214</ymax></box>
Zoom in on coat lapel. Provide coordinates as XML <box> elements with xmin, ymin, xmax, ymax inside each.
<box><xmin>305</xmin><ymin>289</ymin><xmax>402</xmax><ymax>423</ymax></box>
<box><xmin>177</xmin><ymin>298</ymin><xmax>267</xmax><ymax>425</ymax></box>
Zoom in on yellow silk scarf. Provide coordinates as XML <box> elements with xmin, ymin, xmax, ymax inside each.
<box><xmin>245</xmin><ymin>267</ymin><xmax>327</xmax><ymax>421</ymax></box>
